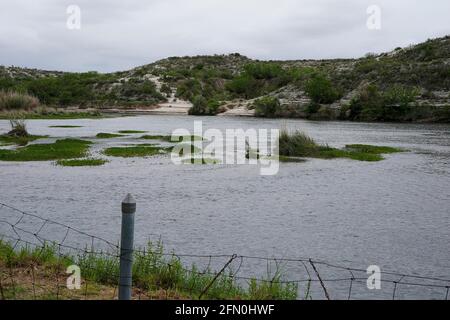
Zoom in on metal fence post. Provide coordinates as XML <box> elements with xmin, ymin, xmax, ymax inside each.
<box><xmin>119</xmin><ymin>193</ymin><xmax>136</xmax><ymax>300</ymax></box>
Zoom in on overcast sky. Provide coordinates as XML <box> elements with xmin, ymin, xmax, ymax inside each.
<box><xmin>0</xmin><ymin>0</ymin><xmax>449</xmax><ymax>72</ymax></box>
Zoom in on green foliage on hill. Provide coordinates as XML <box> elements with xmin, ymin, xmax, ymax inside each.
<box><xmin>346</xmin><ymin>84</ymin><xmax>420</xmax><ymax>121</ymax></box>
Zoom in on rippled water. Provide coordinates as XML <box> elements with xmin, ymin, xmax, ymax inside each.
<box><xmin>0</xmin><ymin>116</ymin><xmax>449</xmax><ymax>299</ymax></box>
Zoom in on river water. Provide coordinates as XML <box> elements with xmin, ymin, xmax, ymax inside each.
<box><xmin>0</xmin><ymin>115</ymin><xmax>449</xmax><ymax>299</ymax></box>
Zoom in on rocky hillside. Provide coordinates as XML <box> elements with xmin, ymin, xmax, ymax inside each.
<box><xmin>1</xmin><ymin>36</ymin><xmax>449</xmax><ymax>122</ymax></box>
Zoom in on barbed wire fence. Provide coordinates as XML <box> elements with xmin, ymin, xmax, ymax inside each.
<box><xmin>0</xmin><ymin>201</ymin><xmax>449</xmax><ymax>300</ymax></box>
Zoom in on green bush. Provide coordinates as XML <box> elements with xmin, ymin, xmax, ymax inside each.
<box><xmin>349</xmin><ymin>84</ymin><xmax>419</xmax><ymax>121</ymax></box>
<box><xmin>254</xmin><ymin>96</ymin><xmax>280</xmax><ymax>117</ymax></box>
<box><xmin>188</xmin><ymin>96</ymin><xmax>221</xmax><ymax>115</ymax></box>
<box><xmin>304</xmin><ymin>74</ymin><xmax>340</xmax><ymax>104</ymax></box>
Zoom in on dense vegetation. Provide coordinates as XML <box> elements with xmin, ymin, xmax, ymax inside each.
<box><xmin>0</xmin><ymin>71</ymin><xmax>166</xmax><ymax>107</ymax></box>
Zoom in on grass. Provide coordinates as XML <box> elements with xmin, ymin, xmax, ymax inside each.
<box><xmin>102</xmin><ymin>145</ymin><xmax>168</xmax><ymax>158</ymax></box>
<box><xmin>345</xmin><ymin>144</ymin><xmax>404</xmax><ymax>154</ymax></box>
<box><xmin>96</xmin><ymin>132</ymin><xmax>124</xmax><ymax>139</ymax></box>
<box><xmin>118</xmin><ymin>130</ymin><xmax>147</xmax><ymax>134</ymax></box>
<box><xmin>49</xmin><ymin>125</ymin><xmax>83</xmax><ymax>128</ymax></box>
<box><xmin>56</xmin><ymin>158</ymin><xmax>108</xmax><ymax>167</ymax></box>
<box><xmin>0</xmin><ymin>138</ymin><xmax>92</xmax><ymax>161</ymax></box>
<box><xmin>0</xmin><ymin>240</ymin><xmax>297</xmax><ymax>300</ymax></box>
<box><xmin>278</xmin><ymin>130</ymin><xmax>403</xmax><ymax>162</ymax></box>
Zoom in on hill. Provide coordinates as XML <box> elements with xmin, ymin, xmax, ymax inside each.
<box><xmin>1</xmin><ymin>36</ymin><xmax>449</xmax><ymax>122</ymax></box>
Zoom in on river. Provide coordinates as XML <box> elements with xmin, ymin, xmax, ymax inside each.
<box><xmin>0</xmin><ymin>115</ymin><xmax>449</xmax><ymax>299</ymax></box>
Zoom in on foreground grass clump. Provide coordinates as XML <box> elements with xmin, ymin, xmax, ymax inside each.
<box><xmin>56</xmin><ymin>158</ymin><xmax>108</xmax><ymax>167</ymax></box>
<box><xmin>96</xmin><ymin>132</ymin><xmax>124</xmax><ymax>139</ymax></box>
<box><xmin>0</xmin><ymin>138</ymin><xmax>91</xmax><ymax>161</ymax></box>
<box><xmin>102</xmin><ymin>145</ymin><xmax>168</xmax><ymax>158</ymax></box>
<box><xmin>0</xmin><ymin>240</ymin><xmax>297</xmax><ymax>300</ymax></box>
<box><xmin>118</xmin><ymin>130</ymin><xmax>147</xmax><ymax>134</ymax></box>
<box><xmin>278</xmin><ymin>130</ymin><xmax>403</xmax><ymax>162</ymax></box>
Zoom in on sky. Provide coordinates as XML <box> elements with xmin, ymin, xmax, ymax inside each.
<box><xmin>0</xmin><ymin>0</ymin><xmax>449</xmax><ymax>72</ymax></box>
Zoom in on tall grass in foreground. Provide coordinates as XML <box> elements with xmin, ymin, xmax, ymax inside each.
<box><xmin>0</xmin><ymin>91</ymin><xmax>39</xmax><ymax>110</ymax></box>
<box><xmin>0</xmin><ymin>240</ymin><xmax>297</xmax><ymax>300</ymax></box>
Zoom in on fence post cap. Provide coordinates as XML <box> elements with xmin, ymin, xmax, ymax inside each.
<box><xmin>122</xmin><ymin>193</ymin><xmax>136</xmax><ymax>205</ymax></box>
<box><xmin>122</xmin><ymin>193</ymin><xmax>136</xmax><ymax>214</ymax></box>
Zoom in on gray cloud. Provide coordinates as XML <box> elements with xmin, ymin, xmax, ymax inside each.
<box><xmin>0</xmin><ymin>0</ymin><xmax>449</xmax><ymax>72</ymax></box>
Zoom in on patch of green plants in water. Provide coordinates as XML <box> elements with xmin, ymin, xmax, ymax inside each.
<box><xmin>102</xmin><ymin>145</ymin><xmax>168</xmax><ymax>158</ymax></box>
<box><xmin>0</xmin><ymin>139</ymin><xmax>92</xmax><ymax>161</ymax></box>
<box><xmin>278</xmin><ymin>130</ymin><xmax>403</xmax><ymax>162</ymax></box>
<box><xmin>0</xmin><ymin>240</ymin><xmax>297</xmax><ymax>300</ymax></box>
<box><xmin>141</xmin><ymin>134</ymin><xmax>203</xmax><ymax>142</ymax></box>
<box><xmin>49</xmin><ymin>125</ymin><xmax>83</xmax><ymax>128</ymax></box>
<box><xmin>117</xmin><ymin>130</ymin><xmax>148</xmax><ymax>134</ymax></box>
<box><xmin>96</xmin><ymin>132</ymin><xmax>124</xmax><ymax>139</ymax></box>
<box><xmin>56</xmin><ymin>158</ymin><xmax>108</xmax><ymax>167</ymax></box>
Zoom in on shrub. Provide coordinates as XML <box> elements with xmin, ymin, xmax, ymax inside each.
<box><xmin>254</xmin><ymin>96</ymin><xmax>280</xmax><ymax>117</ymax></box>
<box><xmin>188</xmin><ymin>96</ymin><xmax>221</xmax><ymax>115</ymax></box>
<box><xmin>349</xmin><ymin>84</ymin><xmax>419</xmax><ymax>121</ymax></box>
<box><xmin>160</xmin><ymin>83</ymin><xmax>172</xmax><ymax>96</ymax></box>
<box><xmin>305</xmin><ymin>74</ymin><xmax>340</xmax><ymax>104</ymax></box>
<box><xmin>0</xmin><ymin>91</ymin><xmax>39</xmax><ymax>110</ymax></box>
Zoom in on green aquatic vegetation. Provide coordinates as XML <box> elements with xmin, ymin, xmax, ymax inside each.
<box><xmin>49</xmin><ymin>125</ymin><xmax>83</xmax><ymax>128</ymax></box>
<box><xmin>0</xmin><ymin>138</ymin><xmax>92</xmax><ymax>161</ymax></box>
<box><xmin>56</xmin><ymin>158</ymin><xmax>108</xmax><ymax>167</ymax></box>
<box><xmin>140</xmin><ymin>134</ymin><xmax>203</xmax><ymax>142</ymax></box>
<box><xmin>96</xmin><ymin>132</ymin><xmax>124</xmax><ymax>139</ymax></box>
<box><xmin>102</xmin><ymin>145</ymin><xmax>168</xmax><ymax>158</ymax></box>
<box><xmin>345</xmin><ymin>144</ymin><xmax>405</xmax><ymax>154</ymax></box>
<box><xmin>0</xmin><ymin>134</ymin><xmax>48</xmax><ymax>146</ymax></box>
<box><xmin>140</xmin><ymin>134</ymin><xmax>172</xmax><ymax>141</ymax></box>
<box><xmin>279</xmin><ymin>130</ymin><xmax>403</xmax><ymax>162</ymax></box>
<box><xmin>117</xmin><ymin>130</ymin><xmax>148</xmax><ymax>134</ymax></box>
